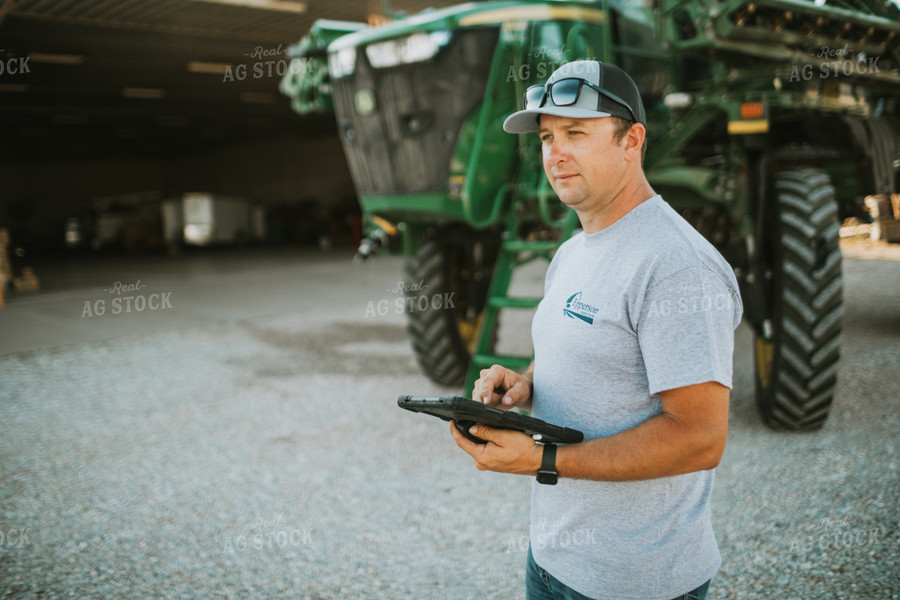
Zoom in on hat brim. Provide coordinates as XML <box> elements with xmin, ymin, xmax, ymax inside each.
<box><xmin>502</xmin><ymin>106</ymin><xmax>613</xmax><ymax>134</ymax></box>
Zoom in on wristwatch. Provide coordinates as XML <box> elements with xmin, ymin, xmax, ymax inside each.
<box><xmin>536</xmin><ymin>443</ymin><xmax>558</xmax><ymax>485</ymax></box>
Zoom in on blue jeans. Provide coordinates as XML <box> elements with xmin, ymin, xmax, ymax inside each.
<box><xmin>526</xmin><ymin>547</ymin><xmax>711</xmax><ymax>600</ymax></box>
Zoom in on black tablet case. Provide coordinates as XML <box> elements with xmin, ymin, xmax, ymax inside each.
<box><xmin>398</xmin><ymin>395</ymin><xmax>584</xmax><ymax>445</ymax></box>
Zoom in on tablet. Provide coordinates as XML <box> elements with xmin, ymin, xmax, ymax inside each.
<box><xmin>397</xmin><ymin>394</ymin><xmax>584</xmax><ymax>445</ymax></box>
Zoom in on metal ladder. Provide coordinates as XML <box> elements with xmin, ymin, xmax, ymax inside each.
<box><xmin>463</xmin><ymin>196</ymin><xmax>579</xmax><ymax>395</ymax></box>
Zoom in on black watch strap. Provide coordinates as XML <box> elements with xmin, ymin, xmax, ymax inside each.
<box><xmin>536</xmin><ymin>443</ymin><xmax>558</xmax><ymax>485</ymax></box>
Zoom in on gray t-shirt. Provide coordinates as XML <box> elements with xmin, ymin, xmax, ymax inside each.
<box><xmin>530</xmin><ymin>195</ymin><xmax>743</xmax><ymax>600</ymax></box>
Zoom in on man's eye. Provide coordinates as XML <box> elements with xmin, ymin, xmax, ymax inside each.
<box><xmin>569</xmin><ymin>130</ymin><xmax>583</xmax><ymax>136</ymax></box>
<box><xmin>540</xmin><ymin>134</ymin><xmax>553</xmax><ymax>142</ymax></box>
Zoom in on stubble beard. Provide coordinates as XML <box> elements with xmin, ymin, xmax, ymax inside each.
<box><xmin>553</xmin><ymin>180</ymin><xmax>592</xmax><ymax>211</ymax></box>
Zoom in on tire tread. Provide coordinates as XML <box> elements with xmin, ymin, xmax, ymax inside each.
<box><xmin>757</xmin><ymin>169</ymin><xmax>843</xmax><ymax>431</ymax></box>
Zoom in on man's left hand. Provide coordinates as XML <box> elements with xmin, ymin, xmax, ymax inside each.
<box><xmin>449</xmin><ymin>421</ymin><xmax>543</xmax><ymax>476</ymax></box>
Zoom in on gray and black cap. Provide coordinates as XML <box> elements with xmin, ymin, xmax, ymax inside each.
<box><xmin>503</xmin><ymin>60</ymin><xmax>646</xmax><ymax>134</ymax></box>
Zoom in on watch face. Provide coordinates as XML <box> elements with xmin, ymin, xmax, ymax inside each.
<box><xmin>538</xmin><ymin>444</ymin><xmax>558</xmax><ymax>484</ymax></box>
<box><xmin>537</xmin><ymin>471</ymin><xmax>558</xmax><ymax>485</ymax></box>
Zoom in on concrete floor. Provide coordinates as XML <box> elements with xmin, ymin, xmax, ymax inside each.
<box><xmin>0</xmin><ymin>247</ymin><xmax>390</xmax><ymax>356</ymax></box>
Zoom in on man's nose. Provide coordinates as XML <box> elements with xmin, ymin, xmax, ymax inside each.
<box><xmin>544</xmin><ymin>138</ymin><xmax>568</xmax><ymax>164</ymax></box>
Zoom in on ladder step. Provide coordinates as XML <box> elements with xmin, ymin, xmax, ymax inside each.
<box><xmin>487</xmin><ymin>296</ymin><xmax>542</xmax><ymax>310</ymax></box>
<box><xmin>470</xmin><ymin>354</ymin><xmax>533</xmax><ymax>371</ymax></box>
<box><xmin>502</xmin><ymin>240</ymin><xmax>559</xmax><ymax>253</ymax></box>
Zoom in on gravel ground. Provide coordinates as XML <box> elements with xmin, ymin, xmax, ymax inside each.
<box><xmin>0</xmin><ymin>249</ymin><xmax>897</xmax><ymax>599</ymax></box>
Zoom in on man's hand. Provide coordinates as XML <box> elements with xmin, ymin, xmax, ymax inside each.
<box><xmin>449</xmin><ymin>421</ymin><xmax>543</xmax><ymax>476</ymax></box>
<box><xmin>473</xmin><ymin>363</ymin><xmax>534</xmax><ymax>408</ymax></box>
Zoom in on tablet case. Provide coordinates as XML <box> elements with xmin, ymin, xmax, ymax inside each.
<box><xmin>397</xmin><ymin>394</ymin><xmax>584</xmax><ymax>445</ymax></box>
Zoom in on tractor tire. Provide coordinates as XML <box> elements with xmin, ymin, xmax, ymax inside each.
<box><xmin>754</xmin><ymin>169</ymin><xmax>843</xmax><ymax>431</ymax></box>
<box><xmin>404</xmin><ymin>236</ymin><xmax>497</xmax><ymax>387</ymax></box>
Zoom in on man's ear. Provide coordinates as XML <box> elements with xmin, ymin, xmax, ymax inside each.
<box><xmin>624</xmin><ymin>123</ymin><xmax>645</xmax><ymax>162</ymax></box>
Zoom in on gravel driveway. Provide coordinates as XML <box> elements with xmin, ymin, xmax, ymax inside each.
<box><xmin>0</xmin><ymin>248</ymin><xmax>897</xmax><ymax>599</ymax></box>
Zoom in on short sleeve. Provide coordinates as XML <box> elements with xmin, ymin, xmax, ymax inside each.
<box><xmin>637</xmin><ymin>266</ymin><xmax>742</xmax><ymax>395</ymax></box>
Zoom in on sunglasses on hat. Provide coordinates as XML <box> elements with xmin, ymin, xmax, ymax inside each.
<box><xmin>523</xmin><ymin>77</ymin><xmax>638</xmax><ymax>123</ymax></box>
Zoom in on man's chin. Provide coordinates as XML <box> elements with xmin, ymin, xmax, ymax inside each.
<box><xmin>556</xmin><ymin>193</ymin><xmax>586</xmax><ymax>210</ymax></box>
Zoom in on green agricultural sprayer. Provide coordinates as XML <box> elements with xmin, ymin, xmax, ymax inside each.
<box><xmin>280</xmin><ymin>0</ymin><xmax>900</xmax><ymax>431</ymax></box>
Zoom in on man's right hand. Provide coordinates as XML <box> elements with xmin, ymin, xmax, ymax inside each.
<box><xmin>472</xmin><ymin>363</ymin><xmax>534</xmax><ymax>409</ymax></box>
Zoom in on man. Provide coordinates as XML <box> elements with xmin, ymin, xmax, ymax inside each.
<box><xmin>449</xmin><ymin>60</ymin><xmax>743</xmax><ymax>600</ymax></box>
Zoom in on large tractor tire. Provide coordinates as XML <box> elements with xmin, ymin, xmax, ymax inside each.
<box><xmin>404</xmin><ymin>235</ymin><xmax>498</xmax><ymax>386</ymax></box>
<box><xmin>754</xmin><ymin>169</ymin><xmax>843</xmax><ymax>431</ymax></box>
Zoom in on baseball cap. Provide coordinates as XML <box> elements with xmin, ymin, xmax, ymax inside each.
<box><xmin>503</xmin><ymin>60</ymin><xmax>646</xmax><ymax>134</ymax></box>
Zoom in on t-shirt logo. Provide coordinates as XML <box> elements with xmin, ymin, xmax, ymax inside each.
<box><xmin>563</xmin><ymin>292</ymin><xmax>599</xmax><ymax>325</ymax></box>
